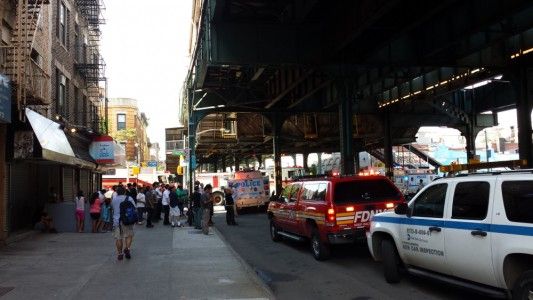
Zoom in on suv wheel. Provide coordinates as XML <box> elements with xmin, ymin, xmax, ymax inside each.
<box><xmin>270</xmin><ymin>220</ymin><xmax>281</xmax><ymax>242</ymax></box>
<box><xmin>310</xmin><ymin>229</ymin><xmax>330</xmax><ymax>261</ymax></box>
<box><xmin>512</xmin><ymin>270</ymin><xmax>533</xmax><ymax>300</ymax></box>
<box><xmin>381</xmin><ymin>239</ymin><xmax>401</xmax><ymax>283</ymax></box>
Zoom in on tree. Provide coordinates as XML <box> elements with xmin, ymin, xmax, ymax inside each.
<box><xmin>111</xmin><ymin>128</ymin><xmax>137</xmax><ymax>142</ymax></box>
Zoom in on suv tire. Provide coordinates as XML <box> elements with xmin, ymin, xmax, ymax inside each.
<box><xmin>311</xmin><ymin>228</ymin><xmax>330</xmax><ymax>261</ymax></box>
<box><xmin>270</xmin><ymin>220</ymin><xmax>281</xmax><ymax>242</ymax></box>
<box><xmin>382</xmin><ymin>239</ymin><xmax>401</xmax><ymax>283</ymax></box>
<box><xmin>512</xmin><ymin>270</ymin><xmax>533</xmax><ymax>300</ymax></box>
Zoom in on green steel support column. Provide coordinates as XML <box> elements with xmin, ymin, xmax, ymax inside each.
<box><xmin>234</xmin><ymin>154</ymin><xmax>239</xmax><ymax>172</ymax></box>
<box><xmin>302</xmin><ymin>153</ymin><xmax>309</xmax><ymax>172</ymax></box>
<box><xmin>516</xmin><ymin>68</ymin><xmax>533</xmax><ymax>167</ymax></box>
<box><xmin>464</xmin><ymin>124</ymin><xmax>476</xmax><ymax>162</ymax></box>
<box><xmin>339</xmin><ymin>98</ymin><xmax>354</xmax><ymax>175</ymax></box>
<box><xmin>273</xmin><ymin>116</ymin><xmax>283</xmax><ymax>195</ymax></box>
<box><xmin>317</xmin><ymin>153</ymin><xmax>323</xmax><ymax>175</ymax></box>
<box><xmin>221</xmin><ymin>156</ymin><xmax>226</xmax><ymax>173</ymax></box>
<box><xmin>188</xmin><ymin>113</ymin><xmax>198</xmax><ymax>192</ymax></box>
<box><xmin>354</xmin><ymin>138</ymin><xmax>363</xmax><ymax>173</ymax></box>
<box><xmin>383</xmin><ymin>112</ymin><xmax>394</xmax><ymax>179</ymax></box>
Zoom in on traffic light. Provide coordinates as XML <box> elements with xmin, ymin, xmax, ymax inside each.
<box><xmin>177</xmin><ymin>166</ymin><xmax>183</xmax><ymax>175</ymax></box>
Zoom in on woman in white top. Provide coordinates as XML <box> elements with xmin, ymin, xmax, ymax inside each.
<box><xmin>136</xmin><ymin>189</ymin><xmax>146</xmax><ymax>225</ymax></box>
<box><xmin>75</xmin><ymin>190</ymin><xmax>86</xmax><ymax>233</ymax></box>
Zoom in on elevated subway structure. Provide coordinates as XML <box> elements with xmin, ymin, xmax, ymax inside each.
<box><xmin>183</xmin><ymin>0</ymin><xmax>533</xmax><ymax>194</ymax></box>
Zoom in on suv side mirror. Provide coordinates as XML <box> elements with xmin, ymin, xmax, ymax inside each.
<box><xmin>395</xmin><ymin>202</ymin><xmax>408</xmax><ymax>215</ymax></box>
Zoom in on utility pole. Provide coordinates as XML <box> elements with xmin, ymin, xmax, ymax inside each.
<box><xmin>485</xmin><ymin>130</ymin><xmax>489</xmax><ymax>163</ymax></box>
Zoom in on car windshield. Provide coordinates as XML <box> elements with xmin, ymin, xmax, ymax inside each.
<box><xmin>333</xmin><ymin>179</ymin><xmax>401</xmax><ymax>204</ymax></box>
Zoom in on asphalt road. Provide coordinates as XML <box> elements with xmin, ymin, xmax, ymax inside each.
<box><xmin>213</xmin><ymin>209</ymin><xmax>501</xmax><ymax>300</ymax></box>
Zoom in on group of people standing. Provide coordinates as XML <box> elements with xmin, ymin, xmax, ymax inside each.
<box><xmin>73</xmin><ymin>180</ymin><xmax>238</xmax><ymax>260</ymax></box>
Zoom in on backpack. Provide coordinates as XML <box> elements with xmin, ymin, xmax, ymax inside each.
<box><xmin>169</xmin><ymin>193</ymin><xmax>178</xmax><ymax>208</ymax></box>
<box><xmin>119</xmin><ymin>196</ymin><xmax>138</xmax><ymax>225</ymax></box>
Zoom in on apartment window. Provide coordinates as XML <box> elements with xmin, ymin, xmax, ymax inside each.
<box><xmin>82</xmin><ymin>95</ymin><xmax>87</xmax><ymax>126</ymax></box>
<box><xmin>58</xmin><ymin>2</ymin><xmax>68</xmax><ymax>46</ymax></box>
<box><xmin>117</xmin><ymin>114</ymin><xmax>126</xmax><ymax>130</ymax></box>
<box><xmin>57</xmin><ymin>69</ymin><xmax>67</xmax><ymax>115</ymax></box>
<box><xmin>73</xmin><ymin>86</ymin><xmax>79</xmax><ymax>123</ymax></box>
<box><xmin>74</xmin><ymin>24</ymin><xmax>80</xmax><ymax>61</ymax></box>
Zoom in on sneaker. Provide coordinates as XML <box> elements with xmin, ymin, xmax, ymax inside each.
<box><xmin>124</xmin><ymin>248</ymin><xmax>131</xmax><ymax>259</ymax></box>
<box><xmin>117</xmin><ymin>254</ymin><xmax>124</xmax><ymax>261</ymax></box>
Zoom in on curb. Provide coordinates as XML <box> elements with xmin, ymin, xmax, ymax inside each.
<box><xmin>213</xmin><ymin>226</ymin><xmax>276</xmax><ymax>300</ymax></box>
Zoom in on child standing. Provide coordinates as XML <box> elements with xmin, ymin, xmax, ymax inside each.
<box><xmin>100</xmin><ymin>198</ymin><xmax>112</xmax><ymax>232</ymax></box>
<box><xmin>75</xmin><ymin>191</ymin><xmax>85</xmax><ymax>233</ymax></box>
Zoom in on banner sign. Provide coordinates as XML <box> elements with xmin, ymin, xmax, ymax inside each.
<box><xmin>0</xmin><ymin>74</ymin><xmax>11</xmax><ymax>123</ymax></box>
<box><xmin>89</xmin><ymin>135</ymin><xmax>115</xmax><ymax>164</ymax></box>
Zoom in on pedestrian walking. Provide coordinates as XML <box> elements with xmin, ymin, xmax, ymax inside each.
<box><xmin>169</xmin><ymin>185</ymin><xmax>182</xmax><ymax>227</ymax></box>
<box><xmin>162</xmin><ymin>185</ymin><xmax>171</xmax><ymax>225</ymax></box>
<box><xmin>145</xmin><ymin>184</ymin><xmax>157</xmax><ymax>228</ymax></box>
<box><xmin>136</xmin><ymin>188</ymin><xmax>146</xmax><ymax>225</ymax></box>
<box><xmin>100</xmin><ymin>197</ymin><xmax>112</xmax><ymax>232</ymax></box>
<box><xmin>111</xmin><ymin>186</ymin><xmax>137</xmax><ymax>261</ymax></box>
<box><xmin>89</xmin><ymin>191</ymin><xmax>103</xmax><ymax>233</ymax></box>
<box><xmin>75</xmin><ymin>190</ymin><xmax>86</xmax><ymax>233</ymax></box>
<box><xmin>201</xmin><ymin>184</ymin><xmax>213</xmax><ymax>235</ymax></box>
<box><xmin>154</xmin><ymin>183</ymin><xmax>163</xmax><ymax>222</ymax></box>
<box><xmin>176</xmin><ymin>184</ymin><xmax>187</xmax><ymax>217</ymax></box>
<box><xmin>224</xmin><ymin>188</ymin><xmax>238</xmax><ymax>225</ymax></box>
<box><xmin>192</xmin><ymin>186</ymin><xmax>202</xmax><ymax>229</ymax></box>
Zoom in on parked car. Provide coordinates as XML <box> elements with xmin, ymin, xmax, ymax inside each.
<box><xmin>268</xmin><ymin>175</ymin><xmax>405</xmax><ymax>260</ymax></box>
<box><xmin>368</xmin><ymin>170</ymin><xmax>533</xmax><ymax>299</ymax></box>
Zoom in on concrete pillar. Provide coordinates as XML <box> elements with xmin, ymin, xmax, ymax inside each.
<box><xmin>339</xmin><ymin>98</ymin><xmax>354</xmax><ymax>175</ymax></box>
<box><xmin>383</xmin><ymin>112</ymin><xmax>394</xmax><ymax>178</ymax></box>
<box><xmin>516</xmin><ymin>68</ymin><xmax>533</xmax><ymax>167</ymax></box>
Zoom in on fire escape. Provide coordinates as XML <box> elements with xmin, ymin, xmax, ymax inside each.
<box><xmin>3</xmin><ymin>0</ymin><xmax>51</xmax><ymax>120</ymax></box>
<box><xmin>75</xmin><ymin>0</ymin><xmax>106</xmax><ymax>132</ymax></box>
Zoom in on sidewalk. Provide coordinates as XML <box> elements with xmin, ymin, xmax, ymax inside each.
<box><xmin>0</xmin><ymin>221</ymin><xmax>272</xmax><ymax>300</ymax></box>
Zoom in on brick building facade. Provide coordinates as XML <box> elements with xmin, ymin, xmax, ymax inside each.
<box><xmin>106</xmin><ymin>98</ymin><xmax>150</xmax><ymax>165</ymax></box>
<box><xmin>0</xmin><ymin>0</ymin><xmax>106</xmax><ymax>240</ymax></box>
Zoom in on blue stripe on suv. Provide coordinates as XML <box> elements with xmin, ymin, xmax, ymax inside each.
<box><xmin>373</xmin><ymin>216</ymin><xmax>533</xmax><ymax>236</ymax></box>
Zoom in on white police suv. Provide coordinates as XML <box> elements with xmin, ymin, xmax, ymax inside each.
<box><xmin>367</xmin><ymin>169</ymin><xmax>533</xmax><ymax>299</ymax></box>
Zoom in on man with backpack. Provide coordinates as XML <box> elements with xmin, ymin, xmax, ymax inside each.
<box><xmin>111</xmin><ymin>186</ymin><xmax>138</xmax><ymax>261</ymax></box>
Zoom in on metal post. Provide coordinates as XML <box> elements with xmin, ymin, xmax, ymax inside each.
<box><xmin>273</xmin><ymin>116</ymin><xmax>283</xmax><ymax>195</ymax></box>
<box><xmin>516</xmin><ymin>68</ymin><xmax>533</xmax><ymax>167</ymax></box>
<box><xmin>383</xmin><ymin>111</ymin><xmax>394</xmax><ymax>179</ymax></box>
<box><xmin>317</xmin><ymin>153</ymin><xmax>323</xmax><ymax>175</ymax></box>
<box><xmin>339</xmin><ymin>98</ymin><xmax>354</xmax><ymax>175</ymax></box>
<box><xmin>484</xmin><ymin>130</ymin><xmax>489</xmax><ymax>162</ymax></box>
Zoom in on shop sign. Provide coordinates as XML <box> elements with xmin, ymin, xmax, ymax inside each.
<box><xmin>89</xmin><ymin>135</ymin><xmax>114</xmax><ymax>164</ymax></box>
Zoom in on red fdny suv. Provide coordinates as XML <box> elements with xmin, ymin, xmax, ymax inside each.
<box><xmin>267</xmin><ymin>175</ymin><xmax>405</xmax><ymax>260</ymax></box>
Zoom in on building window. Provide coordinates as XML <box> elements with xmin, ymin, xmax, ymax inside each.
<box><xmin>117</xmin><ymin>114</ymin><xmax>126</xmax><ymax>130</ymax></box>
<box><xmin>58</xmin><ymin>2</ymin><xmax>68</xmax><ymax>46</ymax></box>
<box><xmin>73</xmin><ymin>86</ymin><xmax>79</xmax><ymax>123</ymax></box>
<box><xmin>82</xmin><ymin>95</ymin><xmax>87</xmax><ymax>126</ymax></box>
<box><xmin>57</xmin><ymin>69</ymin><xmax>67</xmax><ymax>115</ymax></box>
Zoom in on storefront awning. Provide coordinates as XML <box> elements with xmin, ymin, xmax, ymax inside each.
<box><xmin>25</xmin><ymin>108</ymin><xmax>97</xmax><ymax>169</ymax></box>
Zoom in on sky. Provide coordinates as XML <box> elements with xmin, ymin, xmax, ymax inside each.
<box><xmin>100</xmin><ymin>0</ymin><xmax>192</xmax><ymax>151</ymax></box>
